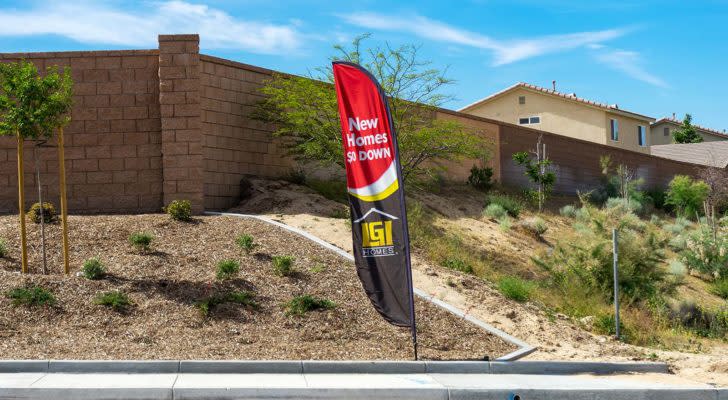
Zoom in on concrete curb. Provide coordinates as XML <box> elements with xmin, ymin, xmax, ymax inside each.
<box><xmin>0</xmin><ymin>360</ymin><xmax>671</xmax><ymax>375</ymax></box>
<box><xmin>206</xmin><ymin>211</ymin><xmax>538</xmax><ymax>361</ymax></box>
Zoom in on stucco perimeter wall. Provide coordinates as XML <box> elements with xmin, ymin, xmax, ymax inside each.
<box><xmin>0</xmin><ymin>50</ymin><xmax>163</xmax><ymax>214</ymax></box>
<box><xmin>199</xmin><ymin>55</ymin><xmax>291</xmax><ymax>210</ymax></box>
<box><xmin>434</xmin><ymin>110</ymin><xmax>501</xmax><ymax>181</ymax></box>
<box><xmin>498</xmin><ymin>123</ymin><xmax>702</xmax><ymax>195</ymax></box>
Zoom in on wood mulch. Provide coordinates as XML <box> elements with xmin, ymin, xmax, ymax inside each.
<box><xmin>0</xmin><ymin>214</ymin><xmax>514</xmax><ymax>360</ymax></box>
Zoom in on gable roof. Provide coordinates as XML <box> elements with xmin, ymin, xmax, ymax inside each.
<box><xmin>652</xmin><ymin>117</ymin><xmax>728</xmax><ymax>140</ymax></box>
<box><xmin>459</xmin><ymin>82</ymin><xmax>655</xmax><ymax>122</ymax></box>
<box><xmin>352</xmin><ymin>208</ymin><xmax>399</xmax><ymax>223</ymax></box>
<box><xmin>650</xmin><ymin>141</ymin><xmax>728</xmax><ymax>168</ymax></box>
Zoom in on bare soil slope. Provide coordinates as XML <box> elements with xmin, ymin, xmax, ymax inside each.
<box><xmin>0</xmin><ymin>214</ymin><xmax>513</xmax><ymax>360</ymax></box>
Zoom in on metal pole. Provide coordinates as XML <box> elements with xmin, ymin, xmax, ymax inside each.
<box><xmin>58</xmin><ymin>127</ymin><xmax>70</xmax><ymax>275</ymax></box>
<box><xmin>612</xmin><ymin>228</ymin><xmax>620</xmax><ymax>340</ymax></box>
<box><xmin>17</xmin><ymin>134</ymin><xmax>29</xmax><ymax>274</ymax></box>
<box><xmin>34</xmin><ymin>142</ymin><xmax>47</xmax><ymax>274</ymax></box>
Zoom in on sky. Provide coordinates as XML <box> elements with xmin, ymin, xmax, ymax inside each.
<box><xmin>0</xmin><ymin>0</ymin><xmax>726</xmax><ymax>130</ymax></box>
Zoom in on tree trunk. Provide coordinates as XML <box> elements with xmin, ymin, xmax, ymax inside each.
<box><xmin>17</xmin><ymin>134</ymin><xmax>28</xmax><ymax>274</ymax></box>
<box><xmin>58</xmin><ymin>127</ymin><xmax>70</xmax><ymax>274</ymax></box>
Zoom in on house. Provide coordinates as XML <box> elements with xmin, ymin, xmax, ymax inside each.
<box><xmin>650</xmin><ymin>116</ymin><xmax>728</xmax><ymax>146</ymax></box>
<box><xmin>651</xmin><ymin>141</ymin><xmax>728</xmax><ymax>168</ymax></box>
<box><xmin>459</xmin><ymin>82</ymin><xmax>655</xmax><ymax>154</ymax></box>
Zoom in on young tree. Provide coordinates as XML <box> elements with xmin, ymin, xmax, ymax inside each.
<box><xmin>665</xmin><ymin>175</ymin><xmax>710</xmax><ymax>219</ymax></box>
<box><xmin>512</xmin><ymin>135</ymin><xmax>556</xmax><ymax>212</ymax></box>
<box><xmin>254</xmin><ymin>34</ymin><xmax>488</xmax><ymax>182</ymax></box>
<box><xmin>0</xmin><ymin>60</ymin><xmax>73</xmax><ymax>273</ymax></box>
<box><xmin>672</xmin><ymin>114</ymin><xmax>703</xmax><ymax>144</ymax></box>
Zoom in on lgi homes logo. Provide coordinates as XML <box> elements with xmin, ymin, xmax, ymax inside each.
<box><xmin>355</xmin><ymin>208</ymin><xmax>397</xmax><ymax>258</ymax></box>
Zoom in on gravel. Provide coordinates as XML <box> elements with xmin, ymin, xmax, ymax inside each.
<box><xmin>0</xmin><ymin>214</ymin><xmax>514</xmax><ymax>360</ymax></box>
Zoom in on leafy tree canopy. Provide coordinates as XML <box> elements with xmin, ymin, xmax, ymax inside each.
<box><xmin>0</xmin><ymin>60</ymin><xmax>73</xmax><ymax>139</ymax></box>
<box><xmin>672</xmin><ymin>114</ymin><xmax>703</xmax><ymax>144</ymax></box>
<box><xmin>254</xmin><ymin>34</ymin><xmax>489</xmax><ymax>182</ymax></box>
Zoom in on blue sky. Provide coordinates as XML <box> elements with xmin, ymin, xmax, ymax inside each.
<box><xmin>0</xmin><ymin>0</ymin><xmax>726</xmax><ymax>130</ymax></box>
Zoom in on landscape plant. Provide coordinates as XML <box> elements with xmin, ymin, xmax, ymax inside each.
<box><xmin>197</xmin><ymin>290</ymin><xmax>258</xmax><ymax>317</ymax></box>
<box><xmin>680</xmin><ymin>225</ymin><xmax>728</xmax><ymax>278</ymax></box>
<box><xmin>467</xmin><ymin>164</ymin><xmax>493</xmax><ymax>192</ymax></box>
<box><xmin>254</xmin><ymin>34</ymin><xmax>488</xmax><ymax>182</ymax></box>
<box><xmin>272</xmin><ymin>255</ymin><xmax>295</xmax><ymax>276</ymax></box>
<box><xmin>518</xmin><ymin>217</ymin><xmax>548</xmax><ymax>237</ymax></box>
<box><xmin>284</xmin><ymin>294</ymin><xmax>336</xmax><ymax>316</ymax></box>
<box><xmin>6</xmin><ymin>286</ymin><xmax>56</xmax><ymax>307</ymax></box>
<box><xmin>441</xmin><ymin>256</ymin><xmax>474</xmax><ymax>274</ymax></box>
<box><xmin>164</xmin><ymin>200</ymin><xmax>192</xmax><ymax>222</ymax></box>
<box><xmin>665</xmin><ymin>175</ymin><xmax>709</xmax><ymax>219</ymax></box>
<box><xmin>129</xmin><ymin>232</ymin><xmax>154</xmax><ymax>253</ymax></box>
<box><xmin>560</xmin><ymin>205</ymin><xmax>577</xmax><ymax>218</ymax></box>
<box><xmin>215</xmin><ymin>259</ymin><xmax>241</xmax><ymax>280</ymax></box>
<box><xmin>236</xmin><ymin>234</ymin><xmax>257</xmax><ymax>254</ymax></box>
<box><xmin>485</xmin><ymin>194</ymin><xmax>522</xmax><ymax>218</ymax></box>
<box><xmin>26</xmin><ymin>202</ymin><xmax>57</xmax><ymax>224</ymax></box>
<box><xmin>511</xmin><ymin>135</ymin><xmax>556</xmax><ymax>212</ymax></box>
<box><xmin>498</xmin><ymin>276</ymin><xmax>533</xmax><ymax>302</ymax></box>
<box><xmin>483</xmin><ymin>203</ymin><xmax>507</xmax><ymax>220</ymax></box>
<box><xmin>711</xmin><ymin>278</ymin><xmax>728</xmax><ymax>300</ymax></box>
<box><xmin>94</xmin><ymin>291</ymin><xmax>132</xmax><ymax>311</ymax></box>
<box><xmin>0</xmin><ymin>60</ymin><xmax>73</xmax><ymax>274</ymax></box>
<box><xmin>672</xmin><ymin>114</ymin><xmax>703</xmax><ymax>144</ymax></box>
<box><xmin>0</xmin><ymin>238</ymin><xmax>6</xmax><ymax>258</ymax></box>
<box><xmin>81</xmin><ymin>257</ymin><xmax>106</xmax><ymax>280</ymax></box>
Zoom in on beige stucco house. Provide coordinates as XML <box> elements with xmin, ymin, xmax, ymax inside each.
<box><xmin>459</xmin><ymin>83</ymin><xmax>655</xmax><ymax>154</ymax></box>
<box><xmin>650</xmin><ymin>117</ymin><xmax>728</xmax><ymax>145</ymax></box>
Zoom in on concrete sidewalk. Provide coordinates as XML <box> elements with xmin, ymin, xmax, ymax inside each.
<box><xmin>0</xmin><ymin>361</ymin><xmax>724</xmax><ymax>400</ymax></box>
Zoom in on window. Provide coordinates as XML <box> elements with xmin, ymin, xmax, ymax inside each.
<box><xmin>518</xmin><ymin>96</ymin><xmax>526</xmax><ymax>105</ymax></box>
<box><xmin>610</xmin><ymin>119</ymin><xmax>619</xmax><ymax>141</ymax></box>
<box><xmin>638</xmin><ymin>125</ymin><xmax>646</xmax><ymax>147</ymax></box>
<box><xmin>663</xmin><ymin>127</ymin><xmax>669</xmax><ymax>137</ymax></box>
<box><xmin>518</xmin><ymin>116</ymin><xmax>541</xmax><ymax>125</ymax></box>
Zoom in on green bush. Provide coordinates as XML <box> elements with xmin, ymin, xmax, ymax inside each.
<box><xmin>560</xmin><ymin>205</ymin><xmax>577</xmax><ymax>218</ymax></box>
<box><xmin>711</xmin><ymin>278</ymin><xmax>728</xmax><ymax>300</ymax></box>
<box><xmin>26</xmin><ymin>202</ymin><xmax>56</xmax><ymax>224</ymax></box>
<box><xmin>198</xmin><ymin>290</ymin><xmax>258</xmax><ymax>317</ymax></box>
<box><xmin>498</xmin><ymin>276</ymin><xmax>533</xmax><ymax>302</ymax></box>
<box><xmin>483</xmin><ymin>203</ymin><xmax>507</xmax><ymax>220</ymax></box>
<box><xmin>216</xmin><ymin>259</ymin><xmax>241</xmax><ymax>280</ymax></box>
<box><xmin>82</xmin><ymin>257</ymin><xmax>106</xmax><ymax>280</ymax></box>
<box><xmin>670</xmin><ymin>301</ymin><xmax>728</xmax><ymax>338</ymax></box>
<box><xmin>667</xmin><ymin>259</ymin><xmax>687</xmax><ymax>283</ymax></box>
<box><xmin>663</xmin><ymin>217</ymin><xmax>692</xmax><ymax>235</ymax></box>
<box><xmin>164</xmin><ymin>199</ymin><xmax>192</xmax><ymax>222</ymax></box>
<box><xmin>467</xmin><ymin>165</ymin><xmax>493</xmax><ymax>192</ymax></box>
<box><xmin>646</xmin><ymin>188</ymin><xmax>669</xmax><ymax>211</ymax></box>
<box><xmin>284</xmin><ymin>294</ymin><xmax>336</xmax><ymax>316</ymax></box>
<box><xmin>486</xmin><ymin>194</ymin><xmax>522</xmax><ymax>218</ymax></box>
<box><xmin>441</xmin><ymin>257</ymin><xmax>474</xmax><ymax>274</ymax></box>
<box><xmin>681</xmin><ymin>226</ymin><xmax>728</xmax><ymax>277</ymax></box>
<box><xmin>0</xmin><ymin>238</ymin><xmax>6</xmax><ymax>258</ymax></box>
<box><xmin>236</xmin><ymin>234</ymin><xmax>257</xmax><ymax>254</ymax></box>
<box><xmin>94</xmin><ymin>291</ymin><xmax>131</xmax><ymax>311</ymax></box>
<box><xmin>499</xmin><ymin>216</ymin><xmax>513</xmax><ymax>231</ymax></box>
<box><xmin>519</xmin><ymin>217</ymin><xmax>548</xmax><ymax>236</ymax></box>
<box><xmin>593</xmin><ymin>313</ymin><xmax>625</xmax><ymax>337</ymax></box>
<box><xmin>605</xmin><ymin>197</ymin><xmax>642</xmax><ymax>215</ymax></box>
<box><xmin>129</xmin><ymin>232</ymin><xmax>154</xmax><ymax>252</ymax></box>
<box><xmin>272</xmin><ymin>255</ymin><xmax>295</xmax><ymax>277</ymax></box>
<box><xmin>665</xmin><ymin>175</ymin><xmax>709</xmax><ymax>218</ymax></box>
<box><xmin>6</xmin><ymin>286</ymin><xmax>56</xmax><ymax>307</ymax></box>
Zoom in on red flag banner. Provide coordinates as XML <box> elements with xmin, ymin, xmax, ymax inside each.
<box><xmin>332</xmin><ymin>61</ymin><xmax>416</xmax><ymax>334</ymax></box>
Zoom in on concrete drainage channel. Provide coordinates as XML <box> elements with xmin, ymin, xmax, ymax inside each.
<box><xmin>206</xmin><ymin>211</ymin><xmax>536</xmax><ymax>361</ymax></box>
<box><xmin>0</xmin><ymin>360</ymin><xmax>724</xmax><ymax>399</ymax></box>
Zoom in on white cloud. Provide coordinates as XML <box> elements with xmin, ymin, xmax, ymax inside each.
<box><xmin>593</xmin><ymin>49</ymin><xmax>668</xmax><ymax>88</ymax></box>
<box><xmin>339</xmin><ymin>12</ymin><xmax>628</xmax><ymax>65</ymax></box>
<box><xmin>0</xmin><ymin>1</ymin><xmax>302</xmax><ymax>55</ymax></box>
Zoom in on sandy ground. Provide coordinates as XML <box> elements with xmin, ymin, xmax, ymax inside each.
<box><xmin>0</xmin><ymin>214</ymin><xmax>513</xmax><ymax>360</ymax></box>
<box><xmin>229</xmin><ymin>178</ymin><xmax>728</xmax><ymax>387</ymax></box>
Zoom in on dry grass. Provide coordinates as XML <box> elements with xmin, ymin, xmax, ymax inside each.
<box><xmin>0</xmin><ymin>214</ymin><xmax>513</xmax><ymax>360</ymax></box>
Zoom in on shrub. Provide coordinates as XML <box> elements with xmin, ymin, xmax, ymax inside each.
<box><xmin>128</xmin><ymin>232</ymin><xmax>154</xmax><ymax>252</ymax></box>
<box><xmin>486</xmin><ymin>194</ymin><xmax>522</xmax><ymax>218</ymax></box>
<box><xmin>441</xmin><ymin>257</ymin><xmax>474</xmax><ymax>274</ymax></box>
<box><xmin>681</xmin><ymin>226</ymin><xmax>728</xmax><ymax>277</ymax></box>
<box><xmin>593</xmin><ymin>313</ymin><xmax>625</xmax><ymax>337</ymax></box>
<box><xmin>306</xmin><ymin>179</ymin><xmax>348</xmax><ymax>204</ymax></box>
<box><xmin>82</xmin><ymin>257</ymin><xmax>106</xmax><ymax>280</ymax></box>
<box><xmin>646</xmin><ymin>188</ymin><xmax>668</xmax><ymax>211</ymax></box>
<box><xmin>483</xmin><ymin>203</ymin><xmax>507</xmax><ymax>220</ymax></box>
<box><xmin>94</xmin><ymin>291</ymin><xmax>131</xmax><ymax>311</ymax></box>
<box><xmin>665</xmin><ymin>175</ymin><xmax>709</xmax><ymax>218</ymax></box>
<box><xmin>574</xmin><ymin>207</ymin><xmax>590</xmax><ymax>222</ymax></box>
<box><xmin>499</xmin><ymin>216</ymin><xmax>513</xmax><ymax>231</ymax></box>
<box><xmin>216</xmin><ymin>259</ymin><xmax>240</xmax><ymax>280</ymax></box>
<box><xmin>519</xmin><ymin>217</ymin><xmax>548</xmax><ymax>237</ymax></box>
<box><xmin>6</xmin><ymin>286</ymin><xmax>56</xmax><ymax>307</ymax></box>
<box><xmin>560</xmin><ymin>205</ymin><xmax>577</xmax><ymax>218</ymax></box>
<box><xmin>467</xmin><ymin>165</ymin><xmax>493</xmax><ymax>192</ymax></box>
<box><xmin>0</xmin><ymin>238</ymin><xmax>6</xmax><ymax>258</ymax></box>
<box><xmin>670</xmin><ymin>301</ymin><xmax>728</xmax><ymax>338</ymax></box>
<box><xmin>498</xmin><ymin>276</ymin><xmax>532</xmax><ymax>302</ymax></box>
<box><xmin>236</xmin><ymin>234</ymin><xmax>257</xmax><ymax>254</ymax></box>
<box><xmin>198</xmin><ymin>290</ymin><xmax>258</xmax><ymax>317</ymax></box>
<box><xmin>286</xmin><ymin>168</ymin><xmax>307</xmax><ymax>185</ymax></box>
<box><xmin>272</xmin><ymin>255</ymin><xmax>295</xmax><ymax>277</ymax></box>
<box><xmin>668</xmin><ymin>235</ymin><xmax>688</xmax><ymax>252</ymax></box>
<box><xmin>649</xmin><ymin>214</ymin><xmax>661</xmax><ymax>225</ymax></box>
<box><xmin>605</xmin><ymin>197</ymin><xmax>642</xmax><ymax>215</ymax></box>
<box><xmin>285</xmin><ymin>294</ymin><xmax>335</xmax><ymax>316</ymax></box>
<box><xmin>711</xmin><ymin>278</ymin><xmax>728</xmax><ymax>300</ymax></box>
<box><xmin>26</xmin><ymin>202</ymin><xmax>56</xmax><ymax>224</ymax></box>
<box><xmin>164</xmin><ymin>199</ymin><xmax>192</xmax><ymax>221</ymax></box>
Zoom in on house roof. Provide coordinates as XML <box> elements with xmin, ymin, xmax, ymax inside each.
<box><xmin>652</xmin><ymin>117</ymin><xmax>728</xmax><ymax>140</ymax></box>
<box><xmin>650</xmin><ymin>141</ymin><xmax>728</xmax><ymax>168</ymax></box>
<box><xmin>458</xmin><ymin>82</ymin><xmax>655</xmax><ymax>122</ymax></box>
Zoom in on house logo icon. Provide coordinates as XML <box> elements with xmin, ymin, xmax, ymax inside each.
<box><xmin>353</xmin><ymin>208</ymin><xmax>398</xmax><ymax>258</ymax></box>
